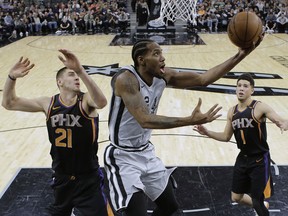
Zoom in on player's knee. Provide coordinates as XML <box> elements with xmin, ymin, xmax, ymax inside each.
<box><xmin>231</xmin><ymin>192</ymin><xmax>243</xmax><ymax>203</ymax></box>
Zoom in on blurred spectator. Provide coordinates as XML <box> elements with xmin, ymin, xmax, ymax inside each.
<box><xmin>118</xmin><ymin>9</ymin><xmax>128</xmax><ymax>33</ymax></box>
<box><xmin>84</xmin><ymin>9</ymin><xmax>94</xmax><ymax>33</ymax></box>
<box><xmin>59</xmin><ymin>17</ymin><xmax>73</xmax><ymax>33</ymax></box>
<box><xmin>13</xmin><ymin>15</ymin><xmax>26</xmax><ymax>37</ymax></box>
<box><xmin>108</xmin><ymin>11</ymin><xmax>118</xmax><ymax>31</ymax></box>
<box><xmin>207</xmin><ymin>11</ymin><xmax>218</xmax><ymax>32</ymax></box>
<box><xmin>4</xmin><ymin>12</ymin><xmax>14</xmax><ymax>31</ymax></box>
<box><xmin>265</xmin><ymin>11</ymin><xmax>277</xmax><ymax>33</ymax></box>
<box><xmin>75</xmin><ymin>13</ymin><xmax>85</xmax><ymax>34</ymax></box>
<box><xmin>33</xmin><ymin>12</ymin><xmax>42</xmax><ymax>35</ymax></box>
<box><xmin>94</xmin><ymin>13</ymin><xmax>103</xmax><ymax>33</ymax></box>
<box><xmin>276</xmin><ymin>13</ymin><xmax>288</xmax><ymax>33</ymax></box>
<box><xmin>40</xmin><ymin>12</ymin><xmax>49</xmax><ymax>35</ymax></box>
<box><xmin>131</xmin><ymin>0</ymin><xmax>137</xmax><ymax>13</ymax></box>
<box><xmin>47</xmin><ymin>8</ymin><xmax>58</xmax><ymax>33</ymax></box>
<box><xmin>137</xmin><ymin>0</ymin><xmax>149</xmax><ymax>26</ymax></box>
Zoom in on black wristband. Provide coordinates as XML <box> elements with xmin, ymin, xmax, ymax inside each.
<box><xmin>8</xmin><ymin>74</ymin><xmax>16</xmax><ymax>81</ymax></box>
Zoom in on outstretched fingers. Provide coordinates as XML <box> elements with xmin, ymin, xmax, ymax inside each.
<box><xmin>27</xmin><ymin>63</ymin><xmax>35</xmax><ymax>71</ymax></box>
<box><xmin>58</xmin><ymin>55</ymin><xmax>66</xmax><ymax>63</ymax></box>
<box><xmin>193</xmin><ymin>98</ymin><xmax>202</xmax><ymax>110</ymax></box>
<box><xmin>206</xmin><ymin>104</ymin><xmax>222</xmax><ymax>122</ymax></box>
<box><xmin>58</xmin><ymin>49</ymin><xmax>70</xmax><ymax>62</ymax></box>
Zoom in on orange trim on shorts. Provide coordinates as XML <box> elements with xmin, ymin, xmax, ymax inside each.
<box><xmin>107</xmin><ymin>202</ymin><xmax>114</xmax><ymax>216</ymax></box>
<box><xmin>264</xmin><ymin>176</ymin><xmax>272</xmax><ymax>198</ymax></box>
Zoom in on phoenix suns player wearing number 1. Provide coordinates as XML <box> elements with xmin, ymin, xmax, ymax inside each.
<box><xmin>194</xmin><ymin>74</ymin><xmax>288</xmax><ymax>216</ymax></box>
<box><xmin>2</xmin><ymin>49</ymin><xmax>112</xmax><ymax>216</ymax></box>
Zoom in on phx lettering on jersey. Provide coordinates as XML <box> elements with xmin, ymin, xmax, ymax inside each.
<box><xmin>50</xmin><ymin>114</ymin><xmax>82</xmax><ymax>127</ymax></box>
<box><xmin>232</xmin><ymin>118</ymin><xmax>254</xmax><ymax>130</ymax></box>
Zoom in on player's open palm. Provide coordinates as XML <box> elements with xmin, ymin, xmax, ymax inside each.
<box><xmin>58</xmin><ymin>49</ymin><xmax>83</xmax><ymax>73</ymax></box>
<box><xmin>190</xmin><ymin>98</ymin><xmax>222</xmax><ymax>125</ymax></box>
<box><xmin>10</xmin><ymin>57</ymin><xmax>35</xmax><ymax>78</ymax></box>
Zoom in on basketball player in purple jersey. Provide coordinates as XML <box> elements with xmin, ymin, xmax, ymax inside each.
<box><xmin>194</xmin><ymin>73</ymin><xmax>288</xmax><ymax>216</ymax></box>
<box><xmin>2</xmin><ymin>50</ymin><xmax>111</xmax><ymax>216</ymax></box>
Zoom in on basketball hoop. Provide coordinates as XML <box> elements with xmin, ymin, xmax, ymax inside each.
<box><xmin>159</xmin><ymin>0</ymin><xmax>198</xmax><ymax>25</ymax></box>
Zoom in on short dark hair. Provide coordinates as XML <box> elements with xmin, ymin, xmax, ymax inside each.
<box><xmin>131</xmin><ymin>39</ymin><xmax>155</xmax><ymax>67</ymax></box>
<box><xmin>237</xmin><ymin>73</ymin><xmax>255</xmax><ymax>87</ymax></box>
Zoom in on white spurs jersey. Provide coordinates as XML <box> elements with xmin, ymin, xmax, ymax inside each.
<box><xmin>108</xmin><ymin>65</ymin><xmax>166</xmax><ymax>150</ymax></box>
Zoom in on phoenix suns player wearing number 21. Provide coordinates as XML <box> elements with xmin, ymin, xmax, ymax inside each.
<box><xmin>2</xmin><ymin>49</ymin><xmax>112</xmax><ymax>216</ymax></box>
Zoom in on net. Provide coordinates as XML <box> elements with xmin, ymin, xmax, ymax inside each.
<box><xmin>159</xmin><ymin>0</ymin><xmax>198</xmax><ymax>25</ymax></box>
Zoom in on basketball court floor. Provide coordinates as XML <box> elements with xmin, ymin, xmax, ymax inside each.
<box><xmin>0</xmin><ymin>32</ymin><xmax>288</xmax><ymax>215</ymax></box>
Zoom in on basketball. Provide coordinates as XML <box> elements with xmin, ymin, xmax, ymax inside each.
<box><xmin>227</xmin><ymin>11</ymin><xmax>263</xmax><ymax>48</ymax></box>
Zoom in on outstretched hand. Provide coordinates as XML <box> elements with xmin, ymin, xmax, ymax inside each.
<box><xmin>239</xmin><ymin>31</ymin><xmax>265</xmax><ymax>56</ymax></box>
<box><xmin>275</xmin><ymin>120</ymin><xmax>288</xmax><ymax>134</ymax></box>
<box><xmin>9</xmin><ymin>57</ymin><xmax>35</xmax><ymax>79</ymax></box>
<box><xmin>193</xmin><ymin>125</ymin><xmax>208</xmax><ymax>136</ymax></box>
<box><xmin>58</xmin><ymin>49</ymin><xmax>83</xmax><ymax>73</ymax></box>
<box><xmin>189</xmin><ymin>98</ymin><xmax>222</xmax><ymax>125</ymax></box>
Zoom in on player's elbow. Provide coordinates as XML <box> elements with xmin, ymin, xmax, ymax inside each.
<box><xmin>137</xmin><ymin>119</ymin><xmax>148</xmax><ymax>128</ymax></box>
<box><xmin>197</xmin><ymin>76</ymin><xmax>210</xmax><ymax>86</ymax></box>
<box><xmin>97</xmin><ymin>98</ymin><xmax>107</xmax><ymax>109</ymax></box>
<box><xmin>2</xmin><ymin>96</ymin><xmax>20</xmax><ymax>110</ymax></box>
<box><xmin>2</xmin><ymin>99</ymin><xmax>14</xmax><ymax>110</ymax></box>
<box><xmin>136</xmin><ymin>117</ymin><xmax>152</xmax><ymax>129</ymax></box>
<box><xmin>223</xmin><ymin>137</ymin><xmax>231</xmax><ymax>142</ymax></box>
<box><xmin>222</xmin><ymin>134</ymin><xmax>232</xmax><ymax>142</ymax></box>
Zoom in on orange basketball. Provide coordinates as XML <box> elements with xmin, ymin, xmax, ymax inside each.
<box><xmin>227</xmin><ymin>11</ymin><xmax>263</xmax><ymax>48</ymax></box>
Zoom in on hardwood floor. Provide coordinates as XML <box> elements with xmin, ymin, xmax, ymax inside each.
<box><xmin>0</xmin><ymin>33</ymin><xmax>288</xmax><ymax>196</ymax></box>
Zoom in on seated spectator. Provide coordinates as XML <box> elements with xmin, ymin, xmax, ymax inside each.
<box><xmin>39</xmin><ymin>12</ymin><xmax>49</xmax><ymax>35</ymax></box>
<box><xmin>207</xmin><ymin>11</ymin><xmax>219</xmax><ymax>32</ymax></box>
<box><xmin>84</xmin><ymin>9</ymin><xmax>94</xmax><ymax>32</ymax></box>
<box><xmin>196</xmin><ymin>15</ymin><xmax>210</xmax><ymax>32</ymax></box>
<box><xmin>94</xmin><ymin>14</ymin><xmax>103</xmax><ymax>33</ymax></box>
<box><xmin>117</xmin><ymin>9</ymin><xmax>129</xmax><ymax>34</ymax></box>
<box><xmin>265</xmin><ymin>11</ymin><xmax>277</xmax><ymax>33</ymax></box>
<box><xmin>33</xmin><ymin>12</ymin><xmax>42</xmax><ymax>35</ymax></box>
<box><xmin>13</xmin><ymin>15</ymin><xmax>27</xmax><ymax>37</ymax></box>
<box><xmin>276</xmin><ymin>13</ymin><xmax>288</xmax><ymax>33</ymax></box>
<box><xmin>4</xmin><ymin>12</ymin><xmax>14</xmax><ymax>32</ymax></box>
<box><xmin>265</xmin><ymin>20</ymin><xmax>277</xmax><ymax>33</ymax></box>
<box><xmin>27</xmin><ymin>12</ymin><xmax>35</xmax><ymax>35</ymax></box>
<box><xmin>8</xmin><ymin>29</ymin><xmax>17</xmax><ymax>42</ymax></box>
<box><xmin>108</xmin><ymin>11</ymin><xmax>118</xmax><ymax>32</ymax></box>
<box><xmin>74</xmin><ymin>13</ymin><xmax>86</xmax><ymax>34</ymax></box>
<box><xmin>59</xmin><ymin>17</ymin><xmax>72</xmax><ymax>33</ymax></box>
<box><xmin>47</xmin><ymin>9</ymin><xmax>58</xmax><ymax>34</ymax></box>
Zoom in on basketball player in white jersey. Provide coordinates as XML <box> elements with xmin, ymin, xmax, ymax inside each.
<box><xmin>104</xmin><ymin>38</ymin><xmax>262</xmax><ymax>216</ymax></box>
<box><xmin>194</xmin><ymin>73</ymin><xmax>288</xmax><ymax>216</ymax></box>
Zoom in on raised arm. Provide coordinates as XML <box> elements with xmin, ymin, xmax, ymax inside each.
<box><xmin>114</xmin><ymin>71</ymin><xmax>222</xmax><ymax>129</ymax></box>
<box><xmin>58</xmin><ymin>49</ymin><xmax>107</xmax><ymax>109</ymax></box>
<box><xmin>255</xmin><ymin>102</ymin><xmax>288</xmax><ymax>132</ymax></box>
<box><xmin>165</xmin><ymin>36</ymin><xmax>263</xmax><ymax>88</ymax></box>
<box><xmin>193</xmin><ymin>107</ymin><xmax>234</xmax><ymax>142</ymax></box>
<box><xmin>2</xmin><ymin>57</ymin><xmax>49</xmax><ymax>113</ymax></box>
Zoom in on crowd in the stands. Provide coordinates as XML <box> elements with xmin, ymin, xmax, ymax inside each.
<box><xmin>0</xmin><ymin>0</ymin><xmax>287</xmax><ymax>44</ymax></box>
